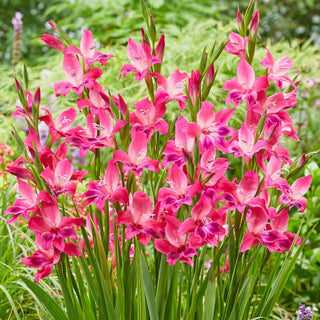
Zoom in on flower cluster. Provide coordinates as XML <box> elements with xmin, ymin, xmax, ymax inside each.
<box><xmin>297</xmin><ymin>303</ymin><xmax>313</xmax><ymax>320</ymax></box>
<box><xmin>5</xmin><ymin>9</ymin><xmax>312</xmax><ymax>283</ymax></box>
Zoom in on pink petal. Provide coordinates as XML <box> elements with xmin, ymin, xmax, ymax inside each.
<box><xmin>247</xmin><ymin>207</ymin><xmax>267</xmax><ymax>234</ymax></box>
<box><xmin>81</xmin><ymin>29</ymin><xmax>95</xmax><ymax>58</ymax></box>
<box><xmin>197</xmin><ymin>101</ymin><xmax>215</xmax><ymax>128</ymax></box>
<box><xmin>56</xmin><ymin>108</ymin><xmax>77</xmax><ymax>132</ymax></box>
<box><xmin>63</xmin><ymin>54</ymin><xmax>83</xmax><ymax>87</ymax></box>
<box><xmin>128</xmin><ymin>131</ymin><xmax>148</xmax><ymax>164</ymax></box>
<box><xmin>64</xmin><ymin>242</ymin><xmax>81</xmax><ymax>257</ymax></box>
<box><xmin>237</xmin><ymin>59</ymin><xmax>255</xmax><ymax>89</ymax></box>
<box><xmin>169</xmin><ymin>163</ymin><xmax>188</xmax><ymax>195</ymax></box>
<box><xmin>191</xmin><ymin>195</ymin><xmax>211</xmax><ymax>220</ymax></box>
<box><xmin>178</xmin><ymin>218</ymin><xmax>197</xmax><ymax>235</ymax></box>
<box><xmin>270</xmin><ymin>208</ymin><xmax>289</xmax><ymax>233</ymax></box>
<box><xmin>291</xmin><ymin>175</ymin><xmax>312</xmax><ymax>197</ymax></box>
<box><xmin>237</xmin><ymin>170</ymin><xmax>258</xmax><ymax>203</ymax></box>
<box><xmin>17</xmin><ymin>179</ymin><xmax>36</xmax><ymax>203</ymax></box>
<box><xmin>55</xmin><ymin>159</ymin><xmax>73</xmax><ymax>187</ymax></box>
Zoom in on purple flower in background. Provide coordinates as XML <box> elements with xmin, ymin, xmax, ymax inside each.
<box><xmin>11</xmin><ymin>12</ymin><xmax>23</xmax><ymax>67</ymax></box>
<box><xmin>297</xmin><ymin>304</ymin><xmax>313</xmax><ymax>320</ymax></box>
<box><xmin>11</xmin><ymin>12</ymin><xmax>23</xmax><ymax>31</ymax></box>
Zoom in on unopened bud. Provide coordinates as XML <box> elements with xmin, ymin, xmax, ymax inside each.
<box><xmin>48</xmin><ymin>21</ymin><xmax>58</xmax><ymax>32</ymax></box>
<box><xmin>250</xmin><ymin>11</ymin><xmax>259</xmax><ymax>37</ymax></box>
<box><xmin>40</xmin><ymin>34</ymin><xmax>65</xmax><ymax>52</ymax></box>
<box><xmin>206</xmin><ymin>63</ymin><xmax>215</xmax><ymax>86</ymax></box>
<box><xmin>15</xmin><ymin>78</ymin><xmax>21</xmax><ymax>91</ymax></box>
<box><xmin>33</xmin><ymin>87</ymin><xmax>41</xmax><ymax>108</ymax></box>
<box><xmin>199</xmin><ymin>50</ymin><xmax>207</xmax><ymax>75</ymax></box>
<box><xmin>297</xmin><ymin>153</ymin><xmax>306</xmax><ymax>167</ymax></box>
<box><xmin>149</xmin><ymin>14</ymin><xmax>156</xmax><ymax>43</ymax></box>
<box><xmin>237</xmin><ymin>10</ymin><xmax>243</xmax><ymax>32</ymax></box>
<box><xmin>155</xmin><ymin>34</ymin><xmax>165</xmax><ymax>60</ymax></box>
<box><xmin>188</xmin><ymin>70</ymin><xmax>201</xmax><ymax>107</ymax></box>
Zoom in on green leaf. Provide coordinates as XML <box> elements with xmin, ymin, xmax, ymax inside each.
<box><xmin>20</xmin><ymin>276</ymin><xmax>68</xmax><ymax>320</ymax></box>
<box><xmin>0</xmin><ymin>284</ymin><xmax>21</xmax><ymax>320</ymax></box>
<box><xmin>141</xmin><ymin>251</ymin><xmax>159</xmax><ymax>320</ymax></box>
<box><xmin>202</xmin><ymin>266</ymin><xmax>215</xmax><ymax>320</ymax></box>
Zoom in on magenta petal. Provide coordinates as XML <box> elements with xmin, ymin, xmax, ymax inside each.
<box><xmin>247</xmin><ymin>207</ymin><xmax>268</xmax><ymax>234</ymax></box>
<box><xmin>64</xmin><ymin>242</ymin><xmax>81</xmax><ymax>257</ymax></box>
<box><xmin>154</xmin><ymin>119</ymin><xmax>168</xmax><ymax>135</ymax></box>
<box><xmin>63</xmin><ymin>54</ymin><xmax>83</xmax><ymax>86</ymax></box>
<box><xmin>80</xmin><ymin>29</ymin><xmax>94</xmax><ymax>58</ymax></box>
<box><xmin>240</xmin><ymin>231</ymin><xmax>259</xmax><ymax>252</ymax></box>
<box><xmin>270</xmin><ymin>208</ymin><xmax>289</xmax><ymax>233</ymax></box>
<box><xmin>237</xmin><ymin>59</ymin><xmax>255</xmax><ymax>89</ymax></box>
<box><xmin>291</xmin><ymin>175</ymin><xmax>312</xmax><ymax>197</ymax></box>
<box><xmin>178</xmin><ymin>218</ymin><xmax>197</xmax><ymax>235</ymax></box>
<box><xmin>237</xmin><ymin>170</ymin><xmax>258</xmax><ymax>203</ymax></box>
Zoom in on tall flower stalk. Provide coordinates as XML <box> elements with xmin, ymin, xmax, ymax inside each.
<box><xmin>11</xmin><ymin>12</ymin><xmax>23</xmax><ymax>69</ymax></box>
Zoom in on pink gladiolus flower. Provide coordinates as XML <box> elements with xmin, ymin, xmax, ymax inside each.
<box><xmin>117</xmin><ymin>192</ymin><xmax>155</xmax><ymax>246</ymax></box>
<box><xmin>113</xmin><ymin>131</ymin><xmax>159</xmax><ymax>176</ymax></box>
<box><xmin>40</xmin><ymin>34</ymin><xmax>66</xmax><ymax>52</ymax></box>
<box><xmin>40</xmin><ymin>108</ymin><xmax>77</xmax><ymax>144</ymax></box>
<box><xmin>229</xmin><ymin>123</ymin><xmax>269</xmax><ymax>163</ymax></box>
<box><xmin>162</xmin><ymin>117</ymin><xmax>196</xmax><ymax>168</ymax></box>
<box><xmin>178</xmin><ymin>194</ymin><xmax>226</xmax><ymax>247</ymax></box>
<box><xmin>189</xmin><ymin>101</ymin><xmax>234</xmax><ymax>153</ymax></box>
<box><xmin>77</xmin><ymin>83</ymin><xmax>112</xmax><ymax>116</ymax></box>
<box><xmin>260</xmin><ymin>47</ymin><xmax>294</xmax><ymax>90</ymax></box>
<box><xmin>83</xmin><ymin>161</ymin><xmax>129</xmax><ymax>211</ymax></box>
<box><xmin>199</xmin><ymin>145</ymin><xmax>229</xmax><ymax>187</ymax></box>
<box><xmin>29</xmin><ymin>191</ymin><xmax>83</xmax><ymax>252</ymax></box>
<box><xmin>40</xmin><ymin>158</ymin><xmax>77</xmax><ymax>196</ymax></box>
<box><xmin>21</xmin><ymin>248</ymin><xmax>60</xmax><ymax>283</ymax></box>
<box><xmin>54</xmin><ymin>53</ymin><xmax>103</xmax><ymax>96</ymax></box>
<box><xmin>11</xmin><ymin>90</ymin><xmax>37</xmax><ymax>124</ymax></box>
<box><xmin>279</xmin><ymin>175</ymin><xmax>312</xmax><ymax>212</ymax></box>
<box><xmin>157</xmin><ymin>164</ymin><xmax>200</xmax><ymax>213</ymax></box>
<box><xmin>66</xmin><ymin>112</ymin><xmax>125</xmax><ymax>157</ymax></box>
<box><xmin>152</xmin><ymin>69</ymin><xmax>188</xmax><ymax>110</ymax></box>
<box><xmin>120</xmin><ymin>39</ymin><xmax>161</xmax><ymax>81</ymax></box>
<box><xmin>155</xmin><ymin>216</ymin><xmax>198</xmax><ymax>267</ymax></box>
<box><xmin>24</xmin><ymin>128</ymin><xmax>43</xmax><ymax>160</ymax></box>
<box><xmin>6</xmin><ymin>156</ymin><xmax>35</xmax><ymax>181</ymax></box>
<box><xmin>223</xmin><ymin>59</ymin><xmax>269</xmax><ymax>107</ymax></box>
<box><xmin>218</xmin><ymin>171</ymin><xmax>265</xmax><ymax>213</ymax></box>
<box><xmin>225</xmin><ymin>32</ymin><xmax>248</xmax><ymax>59</ymax></box>
<box><xmin>130</xmin><ymin>97</ymin><xmax>168</xmax><ymax>139</ymax></box>
<box><xmin>240</xmin><ymin>207</ymin><xmax>300</xmax><ymax>253</ymax></box>
<box><xmin>65</xmin><ymin>29</ymin><xmax>114</xmax><ymax>71</ymax></box>
<box><xmin>4</xmin><ymin>179</ymin><xmax>39</xmax><ymax>224</ymax></box>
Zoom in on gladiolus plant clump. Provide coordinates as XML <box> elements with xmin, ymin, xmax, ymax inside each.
<box><xmin>5</xmin><ymin>1</ymin><xmax>316</xmax><ymax>319</ymax></box>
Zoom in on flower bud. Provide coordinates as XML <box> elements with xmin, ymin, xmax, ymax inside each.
<box><xmin>149</xmin><ymin>14</ymin><xmax>156</xmax><ymax>43</ymax></box>
<box><xmin>237</xmin><ymin>10</ymin><xmax>243</xmax><ymax>32</ymax></box>
<box><xmin>40</xmin><ymin>34</ymin><xmax>65</xmax><ymax>52</ymax></box>
<box><xmin>155</xmin><ymin>34</ymin><xmax>165</xmax><ymax>60</ymax></box>
<box><xmin>15</xmin><ymin>78</ymin><xmax>21</xmax><ymax>91</ymax></box>
<box><xmin>250</xmin><ymin>11</ymin><xmax>259</xmax><ymax>37</ymax></box>
<box><xmin>206</xmin><ymin>63</ymin><xmax>215</xmax><ymax>86</ymax></box>
<box><xmin>188</xmin><ymin>70</ymin><xmax>201</xmax><ymax>107</ymax></box>
<box><xmin>33</xmin><ymin>87</ymin><xmax>41</xmax><ymax>108</ymax></box>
